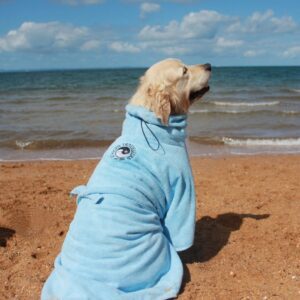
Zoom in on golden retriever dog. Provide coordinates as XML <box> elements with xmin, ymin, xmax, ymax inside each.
<box><xmin>42</xmin><ymin>58</ymin><xmax>211</xmax><ymax>300</ymax></box>
<box><xmin>130</xmin><ymin>58</ymin><xmax>211</xmax><ymax>124</ymax></box>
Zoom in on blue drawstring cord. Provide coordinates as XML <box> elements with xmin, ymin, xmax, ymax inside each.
<box><xmin>140</xmin><ymin>119</ymin><xmax>163</xmax><ymax>152</ymax></box>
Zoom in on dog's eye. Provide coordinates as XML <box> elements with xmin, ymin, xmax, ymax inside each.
<box><xmin>182</xmin><ymin>66</ymin><xmax>188</xmax><ymax>75</ymax></box>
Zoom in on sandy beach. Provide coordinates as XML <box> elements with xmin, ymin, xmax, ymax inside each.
<box><xmin>0</xmin><ymin>155</ymin><xmax>299</xmax><ymax>299</ymax></box>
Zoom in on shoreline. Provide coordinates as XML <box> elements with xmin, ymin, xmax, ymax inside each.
<box><xmin>1</xmin><ymin>151</ymin><xmax>300</xmax><ymax>163</ymax></box>
<box><xmin>1</xmin><ymin>155</ymin><xmax>300</xmax><ymax>299</ymax></box>
<box><xmin>1</xmin><ymin>141</ymin><xmax>300</xmax><ymax>162</ymax></box>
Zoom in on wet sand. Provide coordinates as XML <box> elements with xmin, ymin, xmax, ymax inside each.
<box><xmin>0</xmin><ymin>155</ymin><xmax>299</xmax><ymax>299</ymax></box>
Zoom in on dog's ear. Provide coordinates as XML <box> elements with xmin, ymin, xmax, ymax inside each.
<box><xmin>147</xmin><ymin>84</ymin><xmax>171</xmax><ymax>125</ymax></box>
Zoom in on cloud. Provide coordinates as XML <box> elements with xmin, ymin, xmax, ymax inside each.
<box><xmin>156</xmin><ymin>46</ymin><xmax>189</xmax><ymax>55</ymax></box>
<box><xmin>123</xmin><ymin>0</ymin><xmax>195</xmax><ymax>3</ymax></box>
<box><xmin>80</xmin><ymin>39</ymin><xmax>101</xmax><ymax>51</ymax></box>
<box><xmin>215</xmin><ymin>37</ymin><xmax>243</xmax><ymax>49</ymax></box>
<box><xmin>1</xmin><ymin>8</ymin><xmax>299</xmax><ymax>67</ymax></box>
<box><xmin>243</xmin><ymin>49</ymin><xmax>265</xmax><ymax>57</ymax></box>
<box><xmin>216</xmin><ymin>37</ymin><xmax>243</xmax><ymax>48</ymax></box>
<box><xmin>139</xmin><ymin>10</ymin><xmax>232</xmax><ymax>40</ymax></box>
<box><xmin>0</xmin><ymin>22</ymin><xmax>100</xmax><ymax>53</ymax></box>
<box><xmin>138</xmin><ymin>10</ymin><xmax>240</xmax><ymax>56</ymax></box>
<box><xmin>136</xmin><ymin>9</ymin><xmax>299</xmax><ymax>60</ymax></box>
<box><xmin>56</xmin><ymin>0</ymin><xmax>105</xmax><ymax>5</ymax></box>
<box><xmin>227</xmin><ymin>10</ymin><xmax>297</xmax><ymax>34</ymax></box>
<box><xmin>168</xmin><ymin>0</ymin><xmax>195</xmax><ymax>2</ymax></box>
<box><xmin>283</xmin><ymin>46</ymin><xmax>300</xmax><ymax>58</ymax></box>
<box><xmin>109</xmin><ymin>41</ymin><xmax>140</xmax><ymax>53</ymax></box>
<box><xmin>140</xmin><ymin>2</ymin><xmax>160</xmax><ymax>18</ymax></box>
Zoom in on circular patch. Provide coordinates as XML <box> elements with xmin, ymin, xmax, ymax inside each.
<box><xmin>111</xmin><ymin>143</ymin><xmax>136</xmax><ymax>160</ymax></box>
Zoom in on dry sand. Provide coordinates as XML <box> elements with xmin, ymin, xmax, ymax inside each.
<box><xmin>0</xmin><ymin>155</ymin><xmax>299</xmax><ymax>299</ymax></box>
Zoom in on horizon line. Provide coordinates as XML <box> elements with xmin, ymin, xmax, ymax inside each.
<box><xmin>1</xmin><ymin>64</ymin><xmax>299</xmax><ymax>73</ymax></box>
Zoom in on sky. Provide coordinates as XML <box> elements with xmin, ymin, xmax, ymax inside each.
<box><xmin>0</xmin><ymin>0</ymin><xmax>299</xmax><ymax>70</ymax></box>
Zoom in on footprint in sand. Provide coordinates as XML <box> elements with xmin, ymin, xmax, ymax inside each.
<box><xmin>0</xmin><ymin>207</ymin><xmax>53</xmax><ymax>247</ymax></box>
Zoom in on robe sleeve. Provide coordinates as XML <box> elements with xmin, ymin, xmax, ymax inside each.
<box><xmin>163</xmin><ymin>174</ymin><xmax>196</xmax><ymax>252</ymax></box>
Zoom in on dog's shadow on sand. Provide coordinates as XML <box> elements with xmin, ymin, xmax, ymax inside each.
<box><xmin>179</xmin><ymin>212</ymin><xmax>270</xmax><ymax>288</ymax></box>
<box><xmin>0</xmin><ymin>227</ymin><xmax>16</xmax><ymax>247</ymax></box>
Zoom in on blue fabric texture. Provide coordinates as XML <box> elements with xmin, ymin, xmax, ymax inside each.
<box><xmin>42</xmin><ymin>104</ymin><xmax>196</xmax><ymax>300</ymax></box>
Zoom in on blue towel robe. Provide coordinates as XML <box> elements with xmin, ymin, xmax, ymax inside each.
<box><xmin>42</xmin><ymin>104</ymin><xmax>196</xmax><ymax>300</ymax></box>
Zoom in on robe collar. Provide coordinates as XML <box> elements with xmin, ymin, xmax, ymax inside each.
<box><xmin>122</xmin><ymin>104</ymin><xmax>188</xmax><ymax>146</ymax></box>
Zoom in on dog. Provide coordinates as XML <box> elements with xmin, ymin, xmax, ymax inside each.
<box><xmin>42</xmin><ymin>58</ymin><xmax>211</xmax><ymax>300</ymax></box>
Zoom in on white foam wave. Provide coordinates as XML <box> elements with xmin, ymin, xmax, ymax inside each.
<box><xmin>191</xmin><ymin>109</ymin><xmax>262</xmax><ymax>114</ymax></box>
<box><xmin>212</xmin><ymin>101</ymin><xmax>279</xmax><ymax>107</ymax></box>
<box><xmin>0</xmin><ymin>157</ymin><xmax>102</xmax><ymax>162</ymax></box>
<box><xmin>230</xmin><ymin>150</ymin><xmax>300</xmax><ymax>156</ymax></box>
<box><xmin>15</xmin><ymin>140</ymin><xmax>32</xmax><ymax>149</ymax></box>
<box><xmin>190</xmin><ymin>108</ymin><xmax>300</xmax><ymax>115</ymax></box>
<box><xmin>191</xmin><ymin>109</ymin><xmax>253</xmax><ymax>114</ymax></box>
<box><xmin>283</xmin><ymin>110</ymin><xmax>300</xmax><ymax>115</ymax></box>
<box><xmin>223</xmin><ymin>137</ymin><xmax>300</xmax><ymax>146</ymax></box>
<box><xmin>290</xmin><ymin>89</ymin><xmax>300</xmax><ymax>93</ymax></box>
<box><xmin>190</xmin><ymin>109</ymin><xmax>209</xmax><ymax>114</ymax></box>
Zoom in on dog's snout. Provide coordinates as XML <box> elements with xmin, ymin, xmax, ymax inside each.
<box><xmin>203</xmin><ymin>63</ymin><xmax>212</xmax><ymax>71</ymax></box>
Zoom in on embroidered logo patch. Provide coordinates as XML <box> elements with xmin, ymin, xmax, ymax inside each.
<box><xmin>111</xmin><ymin>143</ymin><xmax>136</xmax><ymax>160</ymax></box>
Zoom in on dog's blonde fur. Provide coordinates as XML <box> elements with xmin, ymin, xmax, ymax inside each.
<box><xmin>130</xmin><ymin>58</ymin><xmax>211</xmax><ymax>124</ymax></box>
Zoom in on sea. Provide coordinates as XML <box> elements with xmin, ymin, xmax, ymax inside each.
<box><xmin>0</xmin><ymin>66</ymin><xmax>300</xmax><ymax>161</ymax></box>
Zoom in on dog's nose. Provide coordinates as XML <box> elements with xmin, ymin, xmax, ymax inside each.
<box><xmin>204</xmin><ymin>63</ymin><xmax>212</xmax><ymax>71</ymax></box>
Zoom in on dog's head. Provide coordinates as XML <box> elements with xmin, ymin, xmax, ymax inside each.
<box><xmin>130</xmin><ymin>58</ymin><xmax>211</xmax><ymax>124</ymax></box>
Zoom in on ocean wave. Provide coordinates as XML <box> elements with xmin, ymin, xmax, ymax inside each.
<box><xmin>222</xmin><ymin>137</ymin><xmax>300</xmax><ymax>146</ymax></box>
<box><xmin>189</xmin><ymin>136</ymin><xmax>224</xmax><ymax>145</ymax></box>
<box><xmin>15</xmin><ymin>140</ymin><xmax>33</xmax><ymax>150</ymax></box>
<box><xmin>47</xmin><ymin>96</ymin><xmax>73</xmax><ymax>101</ymax></box>
<box><xmin>9</xmin><ymin>139</ymin><xmax>114</xmax><ymax>150</ymax></box>
<box><xmin>280</xmin><ymin>88</ymin><xmax>300</xmax><ymax>94</ymax></box>
<box><xmin>210</xmin><ymin>101</ymin><xmax>280</xmax><ymax>107</ymax></box>
<box><xmin>189</xmin><ymin>109</ymin><xmax>210</xmax><ymax>114</ymax></box>
<box><xmin>96</xmin><ymin>96</ymin><xmax>126</xmax><ymax>102</ymax></box>
<box><xmin>190</xmin><ymin>108</ymin><xmax>257</xmax><ymax>115</ymax></box>
<box><xmin>113</xmin><ymin>109</ymin><xmax>124</xmax><ymax>113</ymax></box>
<box><xmin>190</xmin><ymin>108</ymin><xmax>300</xmax><ymax>115</ymax></box>
<box><xmin>283</xmin><ymin>110</ymin><xmax>300</xmax><ymax>115</ymax></box>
